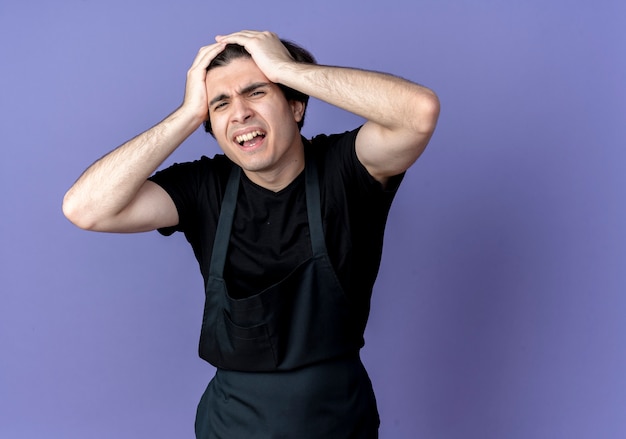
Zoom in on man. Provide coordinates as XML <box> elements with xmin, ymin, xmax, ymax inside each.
<box><xmin>63</xmin><ymin>30</ymin><xmax>439</xmax><ymax>438</ymax></box>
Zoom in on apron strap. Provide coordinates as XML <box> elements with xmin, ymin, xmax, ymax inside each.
<box><xmin>303</xmin><ymin>151</ymin><xmax>326</xmax><ymax>258</ymax></box>
<box><xmin>208</xmin><ymin>165</ymin><xmax>240</xmax><ymax>279</ymax></box>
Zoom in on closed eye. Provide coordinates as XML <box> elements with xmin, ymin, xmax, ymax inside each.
<box><xmin>212</xmin><ymin>101</ymin><xmax>228</xmax><ymax>111</ymax></box>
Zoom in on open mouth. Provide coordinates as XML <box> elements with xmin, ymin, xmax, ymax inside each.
<box><xmin>235</xmin><ymin>130</ymin><xmax>266</xmax><ymax>147</ymax></box>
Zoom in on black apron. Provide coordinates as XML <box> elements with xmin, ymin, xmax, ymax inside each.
<box><xmin>194</xmin><ymin>154</ymin><xmax>379</xmax><ymax>438</ymax></box>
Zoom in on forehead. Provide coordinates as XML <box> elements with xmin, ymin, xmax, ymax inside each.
<box><xmin>205</xmin><ymin>57</ymin><xmax>270</xmax><ymax>93</ymax></box>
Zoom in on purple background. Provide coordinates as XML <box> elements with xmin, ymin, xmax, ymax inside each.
<box><xmin>1</xmin><ymin>1</ymin><xmax>625</xmax><ymax>437</ymax></box>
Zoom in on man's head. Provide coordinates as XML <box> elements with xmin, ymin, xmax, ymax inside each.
<box><xmin>203</xmin><ymin>40</ymin><xmax>316</xmax><ymax>135</ymax></box>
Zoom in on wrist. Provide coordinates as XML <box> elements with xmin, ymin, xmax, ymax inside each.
<box><xmin>174</xmin><ymin>102</ymin><xmax>208</xmax><ymax>129</ymax></box>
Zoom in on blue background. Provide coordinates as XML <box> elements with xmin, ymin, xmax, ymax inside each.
<box><xmin>1</xmin><ymin>0</ymin><xmax>625</xmax><ymax>437</ymax></box>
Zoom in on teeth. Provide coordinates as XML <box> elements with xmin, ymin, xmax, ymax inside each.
<box><xmin>236</xmin><ymin>130</ymin><xmax>264</xmax><ymax>145</ymax></box>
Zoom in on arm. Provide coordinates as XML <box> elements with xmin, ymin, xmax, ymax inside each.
<box><xmin>62</xmin><ymin>42</ymin><xmax>226</xmax><ymax>232</ymax></box>
<box><xmin>216</xmin><ymin>31</ymin><xmax>440</xmax><ymax>186</ymax></box>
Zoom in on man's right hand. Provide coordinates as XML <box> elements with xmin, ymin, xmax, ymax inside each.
<box><xmin>181</xmin><ymin>41</ymin><xmax>227</xmax><ymax>122</ymax></box>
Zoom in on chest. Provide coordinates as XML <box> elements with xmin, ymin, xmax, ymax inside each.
<box><xmin>224</xmin><ymin>175</ymin><xmax>312</xmax><ymax>298</ymax></box>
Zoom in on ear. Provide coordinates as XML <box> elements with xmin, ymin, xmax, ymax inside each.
<box><xmin>289</xmin><ymin>100</ymin><xmax>305</xmax><ymax>123</ymax></box>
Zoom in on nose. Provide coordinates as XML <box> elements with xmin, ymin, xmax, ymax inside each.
<box><xmin>230</xmin><ymin>97</ymin><xmax>253</xmax><ymax>124</ymax></box>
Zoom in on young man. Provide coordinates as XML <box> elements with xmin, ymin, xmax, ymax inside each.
<box><xmin>63</xmin><ymin>30</ymin><xmax>439</xmax><ymax>438</ymax></box>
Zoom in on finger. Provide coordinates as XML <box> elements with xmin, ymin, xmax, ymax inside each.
<box><xmin>189</xmin><ymin>41</ymin><xmax>226</xmax><ymax>69</ymax></box>
<box><xmin>215</xmin><ymin>30</ymin><xmax>259</xmax><ymax>41</ymax></box>
<box><xmin>215</xmin><ymin>30</ymin><xmax>275</xmax><ymax>46</ymax></box>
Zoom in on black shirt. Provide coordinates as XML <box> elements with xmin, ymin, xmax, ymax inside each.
<box><xmin>149</xmin><ymin>128</ymin><xmax>403</xmax><ymax>311</ymax></box>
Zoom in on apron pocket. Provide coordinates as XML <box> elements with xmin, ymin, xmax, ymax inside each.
<box><xmin>220</xmin><ymin>310</ymin><xmax>277</xmax><ymax>370</ymax></box>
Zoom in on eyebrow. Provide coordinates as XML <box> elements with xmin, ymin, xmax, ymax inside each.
<box><xmin>209</xmin><ymin>82</ymin><xmax>272</xmax><ymax>108</ymax></box>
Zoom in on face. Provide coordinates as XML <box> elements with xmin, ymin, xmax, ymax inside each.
<box><xmin>205</xmin><ymin>57</ymin><xmax>305</xmax><ymax>188</ymax></box>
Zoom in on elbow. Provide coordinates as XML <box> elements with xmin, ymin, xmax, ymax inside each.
<box><xmin>416</xmin><ymin>90</ymin><xmax>440</xmax><ymax>136</ymax></box>
<box><xmin>62</xmin><ymin>191</ymin><xmax>98</xmax><ymax>231</ymax></box>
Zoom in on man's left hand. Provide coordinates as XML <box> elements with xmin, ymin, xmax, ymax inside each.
<box><xmin>214</xmin><ymin>30</ymin><xmax>294</xmax><ymax>83</ymax></box>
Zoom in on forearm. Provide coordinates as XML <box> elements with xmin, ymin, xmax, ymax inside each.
<box><xmin>62</xmin><ymin>106</ymin><xmax>202</xmax><ymax>228</ymax></box>
<box><xmin>277</xmin><ymin>63</ymin><xmax>439</xmax><ymax>134</ymax></box>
